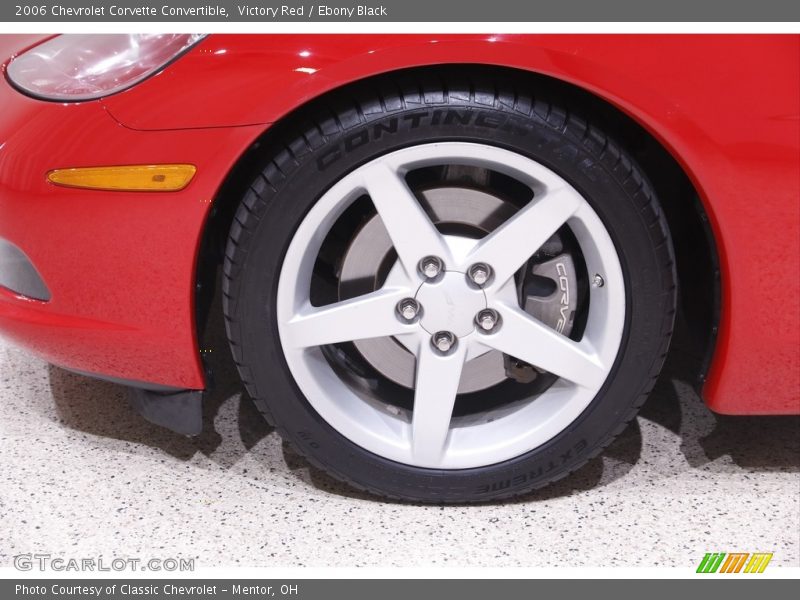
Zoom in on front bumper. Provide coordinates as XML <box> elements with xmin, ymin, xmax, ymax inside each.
<box><xmin>0</xmin><ymin>66</ymin><xmax>262</xmax><ymax>390</ymax></box>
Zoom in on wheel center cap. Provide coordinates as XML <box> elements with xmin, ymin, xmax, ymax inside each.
<box><xmin>415</xmin><ymin>271</ymin><xmax>487</xmax><ymax>337</ymax></box>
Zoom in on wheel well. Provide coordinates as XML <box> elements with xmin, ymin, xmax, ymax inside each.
<box><xmin>194</xmin><ymin>64</ymin><xmax>720</xmax><ymax>387</ymax></box>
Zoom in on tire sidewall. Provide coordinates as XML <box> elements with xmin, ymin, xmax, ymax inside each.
<box><xmin>230</xmin><ymin>102</ymin><xmax>672</xmax><ymax>501</ymax></box>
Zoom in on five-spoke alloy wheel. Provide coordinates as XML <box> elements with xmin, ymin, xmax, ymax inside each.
<box><xmin>277</xmin><ymin>143</ymin><xmax>624</xmax><ymax>469</ymax></box>
<box><xmin>223</xmin><ymin>71</ymin><xmax>676</xmax><ymax>502</ymax></box>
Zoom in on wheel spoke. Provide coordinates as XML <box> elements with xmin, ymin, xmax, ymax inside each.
<box><xmin>483</xmin><ymin>302</ymin><xmax>607</xmax><ymax>390</ymax></box>
<box><xmin>466</xmin><ymin>186</ymin><xmax>582</xmax><ymax>287</ymax></box>
<box><xmin>410</xmin><ymin>340</ymin><xmax>468</xmax><ymax>466</ymax></box>
<box><xmin>361</xmin><ymin>161</ymin><xmax>451</xmax><ymax>274</ymax></box>
<box><xmin>284</xmin><ymin>288</ymin><xmax>412</xmax><ymax>349</ymax></box>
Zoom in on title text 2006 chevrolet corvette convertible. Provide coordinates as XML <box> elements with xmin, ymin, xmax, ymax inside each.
<box><xmin>0</xmin><ymin>34</ymin><xmax>797</xmax><ymax>501</ymax></box>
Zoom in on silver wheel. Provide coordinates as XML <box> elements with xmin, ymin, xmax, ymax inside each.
<box><xmin>277</xmin><ymin>142</ymin><xmax>625</xmax><ymax>469</ymax></box>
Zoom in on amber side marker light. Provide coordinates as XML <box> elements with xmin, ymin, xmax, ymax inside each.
<box><xmin>47</xmin><ymin>164</ymin><xmax>197</xmax><ymax>192</ymax></box>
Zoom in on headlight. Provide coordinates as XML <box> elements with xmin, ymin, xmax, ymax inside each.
<box><xmin>5</xmin><ymin>34</ymin><xmax>205</xmax><ymax>101</ymax></box>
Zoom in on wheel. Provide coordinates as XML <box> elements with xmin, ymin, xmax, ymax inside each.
<box><xmin>223</xmin><ymin>70</ymin><xmax>676</xmax><ymax>502</ymax></box>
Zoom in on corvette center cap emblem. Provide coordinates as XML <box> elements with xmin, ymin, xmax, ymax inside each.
<box><xmin>415</xmin><ymin>271</ymin><xmax>487</xmax><ymax>337</ymax></box>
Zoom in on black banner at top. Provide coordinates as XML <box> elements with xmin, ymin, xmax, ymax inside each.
<box><xmin>3</xmin><ymin>0</ymin><xmax>800</xmax><ymax>22</ymax></box>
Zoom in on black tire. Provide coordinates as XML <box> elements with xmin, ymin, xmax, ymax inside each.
<box><xmin>222</xmin><ymin>69</ymin><xmax>676</xmax><ymax>502</ymax></box>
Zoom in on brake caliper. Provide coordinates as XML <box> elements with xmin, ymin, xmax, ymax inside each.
<box><xmin>506</xmin><ymin>233</ymin><xmax>578</xmax><ymax>383</ymax></box>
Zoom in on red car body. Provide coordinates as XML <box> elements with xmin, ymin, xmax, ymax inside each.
<box><xmin>0</xmin><ymin>34</ymin><xmax>797</xmax><ymax>414</ymax></box>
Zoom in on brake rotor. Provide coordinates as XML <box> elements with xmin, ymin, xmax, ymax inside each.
<box><xmin>338</xmin><ymin>186</ymin><xmax>578</xmax><ymax>393</ymax></box>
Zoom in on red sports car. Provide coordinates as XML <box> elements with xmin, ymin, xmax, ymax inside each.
<box><xmin>0</xmin><ymin>34</ymin><xmax>797</xmax><ymax>501</ymax></box>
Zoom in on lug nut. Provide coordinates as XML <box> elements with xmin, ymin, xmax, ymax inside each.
<box><xmin>468</xmin><ymin>263</ymin><xmax>491</xmax><ymax>286</ymax></box>
<box><xmin>432</xmin><ymin>331</ymin><xmax>456</xmax><ymax>353</ymax></box>
<box><xmin>419</xmin><ymin>256</ymin><xmax>443</xmax><ymax>279</ymax></box>
<box><xmin>397</xmin><ymin>298</ymin><xmax>420</xmax><ymax>321</ymax></box>
<box><xmin>476</xmin><ymin>309</ymin><xmax>500</xmax><ymax>332</ymax></box>
<box><xmin>592</xmin><ymin>274</ymin><xmax>605</xmax><ymax>288</ymax></box>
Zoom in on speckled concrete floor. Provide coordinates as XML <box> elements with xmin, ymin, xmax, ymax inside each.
<box><xmin>0</xmin><ymin>305</ymin><xmax>798</xmax><ymax>569</ymax></box>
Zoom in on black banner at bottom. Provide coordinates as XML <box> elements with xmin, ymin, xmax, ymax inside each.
<box><xmin>2</xmin><ymin>579</ymin><xmax>796</xmax><ymax>600</ymax></box>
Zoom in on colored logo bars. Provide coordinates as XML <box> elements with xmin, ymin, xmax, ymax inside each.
<box><xmin>696</xmin><ymin>552</ymin><xmax>773</xmax><ymax>573</ymax></box>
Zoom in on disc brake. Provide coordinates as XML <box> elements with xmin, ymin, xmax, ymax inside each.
<box><xmin>506</xmin><ymin>233</ymin><xmax>578</xmax><ymax>383</ymax></box>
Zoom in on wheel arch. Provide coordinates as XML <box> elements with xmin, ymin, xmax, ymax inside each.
<box><xmin>194</xmin><ymin>63</ymin><xmax>721</xmax><ymax>394</ymax></box>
